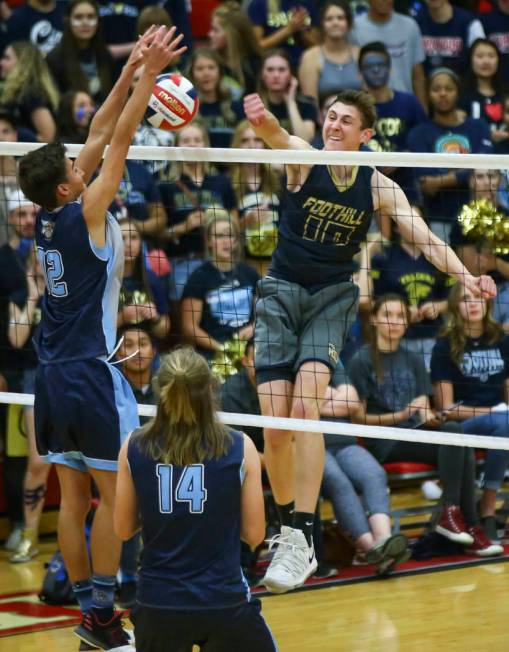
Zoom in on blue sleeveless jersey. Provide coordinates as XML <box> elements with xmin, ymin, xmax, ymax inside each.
<box><xmin>34</xmin><ymin>202</ymin><xmax>124</xmax><ymax>363</ymax></box>
<box><xmin>270</xmin><ymin>164</ymin><xmax>375</xmax><ymax>291</ymax></box>
<box><xmin>127</xmin><ymin>428</ymin><xmax>249</xmax><ymax>610</ymax></box>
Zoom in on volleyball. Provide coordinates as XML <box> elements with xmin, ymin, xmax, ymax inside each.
<box><xmin>145</xmin><ymin>73</ymin><xmax>199</xmax><ymax>131</ymax></box>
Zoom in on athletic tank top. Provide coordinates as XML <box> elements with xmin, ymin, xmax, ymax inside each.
<box><xmin>270</xmin><ymin>164</ymin><xmax>375</xmax><ymax>290</ymax></box>
<box><xmin>127</xmin><ymin>428</ymin><xmax>249</xmax><ymax>610</ymax></box>
<box><xmin>34</xmin><ymin>201</ymin><xmax>124</xmax><ymax>363</ymax></box>
<box><xmin>318</xmin><ymin>49</ymin><xmax>362</xmax><ymax>98</ymax></box>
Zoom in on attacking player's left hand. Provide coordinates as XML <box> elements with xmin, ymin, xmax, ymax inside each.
<box><xmin>463</xmin><ymin>274</ymin><xmax>497</xmax><ymax>299</ymax></box>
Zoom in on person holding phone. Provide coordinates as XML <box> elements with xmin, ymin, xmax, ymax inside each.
<box><xmin>349</xmin><ymin>294</ymin><xmax>503</xmax><ymax>557</ymax></box>
<box><xmin>431</xmin><ymin>282</ymin><xmax>509</xmax><ymax>545</ymax></box>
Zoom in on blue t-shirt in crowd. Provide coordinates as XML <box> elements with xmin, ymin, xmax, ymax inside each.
<box><xmin>197</xmin><ymin>101</ymin><xmax>243</xmax><ymax>149</ymax></box>
<box><xmin>415</xmin><ymin>4</ymin><xmax>480</xmax><ymax>75</ymax></box>
<box><xmin>5</xmin><ymin>3</ymin><xmax>64</xmax><ymax>54</ymax></box>
<box><xmin>109</xmin><ymin>160</ymin><xmax>162</xmax><ymax>222</ymax></box>
<box><xmin>182</xmin><ymin>260</ymin><xmax>260</xmax><ymax>350</ymax></box>
<box><xmin>367</xmin><ymin>90</ymin><xmax>427</xmax><ymax>195</ymax></box>
<box><xmin>481</xmin><ymin>9</ymin><xmax>509</xmax><ymax>79</ymax></box>
<box><xmin>407</xmin><ymin>117</ymin><xmax>493</xmax><ymax>222</ymax></box>
<box><xmin>370</xmin><ymin>244</ymin><xmax>451</xmax><ymax>339</ymax></box>
<box><xmin>430</xmin><ymin>334</ymin><xmax>509</xmax><ymax>407</ymax></box>
<box><xmin>158</xmin><ymin>172</ymin><xmax>237</xmax><ymax>257</ymax></box>
<box><xmin>247</xmin><ymin>0</ymin><xmax>319</xmax><ymax>66</ymax></box>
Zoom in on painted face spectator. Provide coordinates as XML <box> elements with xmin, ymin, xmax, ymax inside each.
<box><xmin>350</xmin><ymin>0</ymin><xmax>427</xmax><ymax>109</ymax></box>
<box><xmin>57</xmin><ymin>90</ymin><xmax>95</xmax><ymax>144</ymax></box>
<box><xmin>359</xmin><ymin>40</ymin><xmax>426</xmax><ymax>196</ymax></box>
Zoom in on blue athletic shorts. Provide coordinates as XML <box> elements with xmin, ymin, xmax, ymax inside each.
<box><xmin>34</xmin><ymin>358</ymin><xmax>140</xmax><ymax>472</ymax></box>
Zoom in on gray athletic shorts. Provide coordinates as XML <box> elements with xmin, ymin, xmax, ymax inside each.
<box><xmin>254</xmin><ymin>277</ymin><xmax>359</xmax><ymax>384</ymax></box>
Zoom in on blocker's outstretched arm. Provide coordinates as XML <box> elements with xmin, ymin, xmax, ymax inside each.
<box><xmin>373</xmin><ymin>169</ymin><xmax>497</xmax><ymax>299</ymax></box>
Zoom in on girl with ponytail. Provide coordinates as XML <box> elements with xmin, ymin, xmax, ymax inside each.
<box><xmin>114</xmin><ymin>347</ymin><xmax>277</xmax><ymax>652</ymax></box>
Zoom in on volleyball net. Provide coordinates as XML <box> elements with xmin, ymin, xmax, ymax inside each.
<box><xmin>0</xmin><ymin>142</ymin><xmax>508</xmax><ymax>455</ymax></box>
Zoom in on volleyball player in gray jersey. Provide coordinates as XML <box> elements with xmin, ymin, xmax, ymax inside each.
<box><xmin>243</xmin><ymin>88</ymin><xmax>497</xmax><ymax>594</ymax></box>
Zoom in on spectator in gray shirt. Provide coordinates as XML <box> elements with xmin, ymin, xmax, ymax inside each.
<box><xmin>350</xmin><ymin>0</ymin><xmax>427</xmax><ymax>110</ymax></box>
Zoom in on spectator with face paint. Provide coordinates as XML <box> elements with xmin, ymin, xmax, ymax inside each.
<box><xmin>359</xmin><ymin>41</ymin><xmax>426</xmax><ymax>198</ymax></box>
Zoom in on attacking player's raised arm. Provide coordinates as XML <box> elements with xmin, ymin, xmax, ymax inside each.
<box><xmin>372</xmin><ymin>169</ymin><xmax>497</xmax><ymax>299</ymax></box>
<box><xmin>82</xmin><ymin>26</ymin><xmax>186</xmax><ymax>243</ymax></box>
<box><xmin>244</xmin><ymin>93</ymin><xmax>315</xmax><ymax>152</ymax></box>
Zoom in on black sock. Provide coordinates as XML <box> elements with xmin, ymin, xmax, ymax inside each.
<box><xmin>276</xmin><ymin>501</ymin><xmax>295</xmax><ymax>528</ymax></box>
<box><xmin>293</xmin><ymin>511</ymin><xmax>314</xmax><ymax>546</ymax></box>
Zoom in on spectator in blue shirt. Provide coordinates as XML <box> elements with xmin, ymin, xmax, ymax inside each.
<box><xmin>414</xmin><ymin>0</ymin><xmax>484</xmax><ymax>75</ymax></box>
<box><xmin>481</xmin><ymin>0</ymin><xmax>509</xmax><ymax>79</ymax></box>
<box><xmin>247</xmin><ymin>0</ymin><xmax>320</xmax><ymax>66</ymax></box>
<box><xmin>431</xmin><ymin>282</ymin><xmax>509</xmax><ymax>544</ymax></box>
<box><xmin>5</xmin><ymin>0</ymin><xmax>64</xmax><ymax>55</ymax></box>
<box><xmin>359</xmin><ymin>40</ymin><xmax>426</xmax><ymax>198</ymax></box>
<box><xmin>407</xmin><ymin>67</ymin><xmax>493</xmax><ymax>241</ymax></box>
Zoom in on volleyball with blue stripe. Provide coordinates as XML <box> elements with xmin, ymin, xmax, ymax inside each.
<box><xmin>145</xmin><ymin>73</ymin><xmax>199</xmax><ymax>131</ymax></box>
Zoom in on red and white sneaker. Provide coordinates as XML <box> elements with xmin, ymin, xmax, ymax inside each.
<box><xmin>466</xmin><ymin>526</ymin><xmax>504</xmax><ymax>557</ymax></box>
<box><xmin>435</xmin><ymin>505</ymin><xmax>474</xmax><ymax>545</ymax></box>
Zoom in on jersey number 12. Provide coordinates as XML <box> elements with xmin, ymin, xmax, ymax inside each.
<box><xmin>157</xmin><ymin>464</ymin><xmax>208</xmax><ymax>514</ymax></box>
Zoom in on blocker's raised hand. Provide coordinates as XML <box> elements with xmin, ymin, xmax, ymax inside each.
<box><xmin>142</xmin><ymin>25</ymin><xmax>187</xmax><ymax>75</ymax></box>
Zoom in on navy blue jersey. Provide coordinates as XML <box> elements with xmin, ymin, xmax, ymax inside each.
<box><xmin>415</xmin><ymin>5</ymin><xmax>479</xmax><ymax>74</ymax></box>
<box><xmin>481</xmin><ymin>10</ymin><xmax>509</xmax><ymax>79</ymax></box>
<box><xmin>35</xmin><ymin>201</ymin><xmax>124</xmax><ymax>363</ymax></box>
<box><xmin>407</xmin><ymin>117</ymin><xmax>493</xmax><ymax>222</ymax></box>
<box><xmin>430</xmin><ymin>335</ymin><xmax>509</xmax><ymax>408</ymax></box>
<box><xmin>370</xmin><ymin>244</ymin><xmax>450</xmax><ymax>339</ymax></box>
<box><xmin>270</xmin><ymin>164</ymin><xmax>374</xmax><ymax>291</ymax></box>
<box><xmin>127</xmin><ymin>428</ymin><xmax>249</xmax><ymax>609</ymax></box>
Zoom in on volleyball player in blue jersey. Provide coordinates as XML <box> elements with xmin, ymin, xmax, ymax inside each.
<box><xmin>18</xmin><ymin>26</ymin><xmax>187</xmax><ymax>650</ymax></box>
<box><xmin>114</xmin><ymin>347</ymin><xmax>277</xmax><ymax>652</ymax></box>
<box><xmin>243</xmin><ymin>89</ymin><xmax>497</xmax><ymax>594</ymax></box>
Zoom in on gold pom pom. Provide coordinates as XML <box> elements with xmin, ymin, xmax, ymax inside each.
<box><xmin>211</xmin><ymin>335</ymin><xmax>248</xmax><ymax>383</ymax></box>
<box><xmin>458</xmin><ymin>199</ymin><xmax>509</xmax><ymax>255</ymax></box>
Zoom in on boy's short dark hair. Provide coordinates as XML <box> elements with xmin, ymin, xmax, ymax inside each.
<box><xmin>117</xmin><ymin>321</ymin><xmax>156</xmax><ymax>345</ymax></box>
<box><xmin>359</xmin><ymin>41</ymin><xmax>391</xmax><ymax>68</ymax></box>
<box><xmin>332</xmin><ymin>90</ymin><xmax>377</xmax><ymax>129</ymax></box>
<box><xmin>18</xmin><ymin>141</ymin><xmax>68</xmax><ymax>211</ymax></box>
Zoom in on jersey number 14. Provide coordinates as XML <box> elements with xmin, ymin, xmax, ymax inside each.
<box><xmin>157</xmin><ymin>464</ymin><xmax>208</xmax><ymax>514</ymax></box>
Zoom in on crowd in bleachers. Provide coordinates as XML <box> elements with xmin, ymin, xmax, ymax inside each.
<box><xmin>1</xmin><ymin>0</ymin><xmax>509</xmax><ymax>584</ymax></box>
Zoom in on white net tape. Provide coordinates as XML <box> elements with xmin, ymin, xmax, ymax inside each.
<box><xmin>2</xmin><ymin>391</ymin><xmax>508</xmax><ymax>451</ymax></box>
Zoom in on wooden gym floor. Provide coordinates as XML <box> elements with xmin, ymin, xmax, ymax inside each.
<box><xmin>1</xmin><ymin>489</ymin><xmax>508</xmax><ymax>652</ymax></box>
